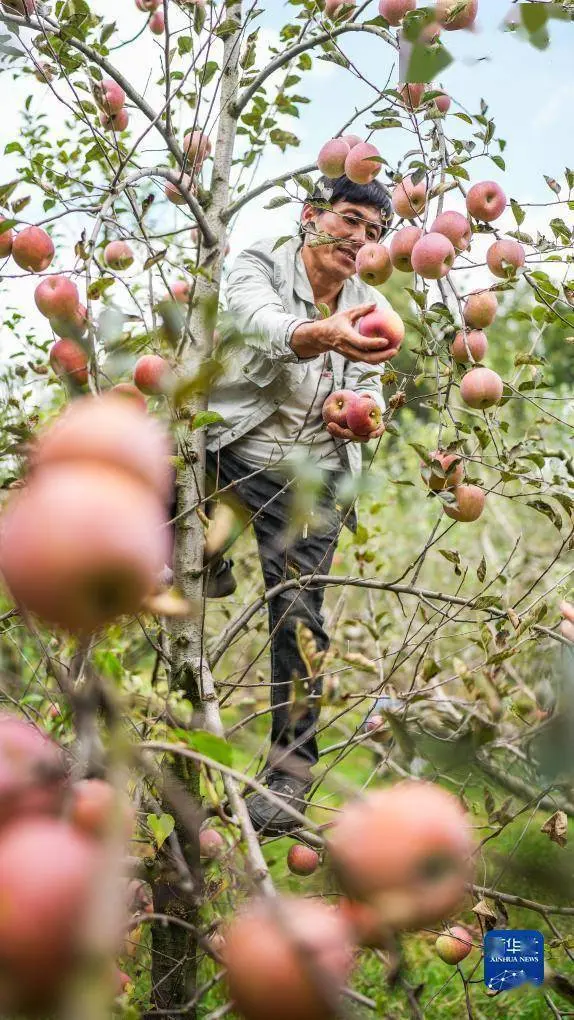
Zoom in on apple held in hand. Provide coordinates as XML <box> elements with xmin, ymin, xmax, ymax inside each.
<box><xmin>358</xmin><ymin>307</ymin><xmax>405</xmax><ymax>352</ymax></box>
<box><xmin>346</xmin><ymin>394</ymin><xmax>383</xmax><ymax>437</ymax></box>
<box><xmin>355</xmin><ymin>243</ymin><xmax>392</xmax><ymax>285</ymax></box>
<box><xmin>321</xmin><ymin>389</ymin><xmax>356</xmax><ymax>429</ymax></box>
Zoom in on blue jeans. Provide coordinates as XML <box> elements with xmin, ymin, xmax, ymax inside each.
<box><xmin>206</xmin><ymin>448</ymin><xmax>348</xmax><ymax>767</ymax></box>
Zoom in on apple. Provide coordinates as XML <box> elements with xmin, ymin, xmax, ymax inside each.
<box><xmin>111</xmin><ymin>382</ymin><xmax>148</xmax><ymax>409</ymax></box>
<box><xmin>355</xmin><ymin>243</ymin><xmax>392</xmax><ymax>285</ymax></box>
<box><xmin>463</xmin><ymin>290</ymin><xmax>498</xmax><ymax>329</ymax></box>
<box><xmin>223</xmin><ymin>897</ymin><xmax>354</xmax><ymax>1020</ymax></box>
<box><xmin>183</xmin><ymin>130</ymin><xmax>212</xmax><ymax>165</ymax></box>
<box><xmin>460</xmin><ymin>366</ymin><xmax>503</xmax><ymax>409</ymax></box>
<box><xmin>287</xmin><ymin>844</ymin><xmax>320</xmax><ymax>876</ymax></box>
<box><xmin>466</xmin><ymin>181</ymin><xmax>506</xmax><ymax>223</ymax></box>
<box><xmin>378</xmin><ymin>0</ymin><xmax>416</xmax><ymax>25</ymax></box>
<box><xmin>165</xmin><ymin>174</ymin><xmax>196</xmax><ymax>205</ymax></box>
<box><xmin>317</xmin><ymin>138</ymin><xmax>350</xmax><ymax>179</ymax></box>
<box><xmin>134</xmin><ymin>353</ymin><xmax>173</xmax><ymax>395</ymax></box>
<box><xmin>430</xmin><ymin>211</ymin><xmax>471</xmax><ymax>252</ymax></box>
<box><xmin>399</xmin><ymin>82</ymin><xmax>426</xmax><ymax>110</ymax></box>
<box><xmin>344</xmin><ymin>142</ymin><xmax>381</xmax><ymax>185</ymax></box>
<box><xmin>392</xmin><ymin>174</ymin><xmax>427</xmax><ymax>219</ymax></box>
<box><xmin>104</xmin><ymin>240</ymin><xmax>134</xmax><ymax>270</ymax></box>
<box><xmin>450</xmin><ymin>329</ymin><xmax>488</xmax><ymax>364</ymax></box>
<box><xmin>358</xmin><ymin>307</ymin><xmax>405</xmax><ymax>349</ymax></box>
<box><xmin>70</xmin><ymin>779</ymin><xmax>134</xmax><ymax>839</ymax></box>
<box><xmin>327</xmin><ymin>781</ymin><xmax>474</xmax><ymax>931</ymax></box>
<box><xmin>321</xmin><ymin>389</ymin><xmax>356</xmax><ymax>429</ymax></box>
<box><xmin>168</xmin><ymin>280</ymin><xmax>190</xmax><ymax>303</ymax></box>
<box><xmin>0</xmin><ymin>462</ymin><xmax>169</xmax><ymax>634</ymax></box>
<box><xmin>12</xmin><ymin>226</ymin><xmax>55</xmax><ymax>272</ymax></box>
<box><xmin>50</xmin><ymin>302</ymin><xmax>88</xmax><ymax>341</ymax></box>
<box><xmin>324</xmin><ymin>0</ymin><xmax>356</xmax><ymax>17</ymax></box>
<box><xmin>0</xmin><ymin>217</ymin><xmax>14</xmax><ymax>258</ymax></box>
<box><xmin>149</xmin><ymin>9</ymin><xmax>164</xmax><ymax>32</ymax></box>
<box><xmin>341</xmin><ymin>133</ymin><xmax>362</xmax><ymax>148</ymax></box>
<box><xmin>346</xmin><ymin>394</ymin><xmax>383</xmax><ymax>436</ymax></box>
<box><xmin>30</xmin><ymin>392</ymin><xmax>172</xmax><ymax>499</ymax></box>
<box><xmin>435</xmin><ymin>925</ymin><xmax>474</xmax><ymax>964</ymax></box>
<box><xmin>389</xmin><ymin>225</ymin><xmax>423</xmax><ymax>272</ymax></box>
<box><xmin>94</xmin><ymin>78</ymin><xmax>126</xmax><ymax>115</ymax></box>
<box><xmin>434</xmin><ymin>91</ymin><xmax>451</xmax><ymax>113</ymax></box>
<box><xmin>136</xmin><ymin>0</ymin><xmax>160</xmax><ymax>9</ymax></box>
<box><xmin>435</xmin><ymin>0</ymin><xmax>478</xmax><ymax>30</ymax></box>
<box><xmin>486</xmin><ymin>238</ymin><xmax>525</xmax><ymax>278</ymax></box>
<box><xmin>0</xmin><ymin>818</ymin><xmax>108</xmax><ymax>1015</ymax></box>
<box><xmin>49</xmin><ymin>339</ymin><xmax>89</xmax><ymax>386</ymax></box>
<box><xmin>100</xmin><ymin>108</ymin><xmax>129</xmax><ymax>132</ymax></box>
<box><xmin>0</xmin><ymin>713</ymin><xmax>66</xmax><ymax>822</ymax></box>
<box><xmin>34</xmin><ymin>274</ymin><xmax>79</xmax><ymax>319</ymax></box>
<box><xmin>199</xmin><ymin>828</ymin><xmax>225</xmax><ymax>860</ymax></box>
<box><xmin>423</xmin><ymin>450</ymin><xmax>464</xmax><ymax>491</ymax></box>
<box><xmin>411</xmin><ymin>232</ymin><xmax>456</xmax><ymax>279</ymax></box>
<box><xmin>443</xmin><ymin>484</ymin><xmax>486</xmax><ymax>522</ymax></box>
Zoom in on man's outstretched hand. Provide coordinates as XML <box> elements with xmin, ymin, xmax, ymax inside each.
<box><xmin>326</xmin><ymin>421</ymin><xmax>386</xmax><ymax>444</ymax></box>
<box><xmin>291</xmin><ymin>303</ymin><xmax>400</xmax><ymax>364</ymax></box>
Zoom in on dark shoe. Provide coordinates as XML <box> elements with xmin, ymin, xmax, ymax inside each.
<box><xmin>246</xmin><ymin>769</ymin><xmax>312</xmax><ymax>836</ymax></box>
<box><xmin>205</xmin><ymin>557</ymin><xmax>236</xmax><ymax>599</ymax></box>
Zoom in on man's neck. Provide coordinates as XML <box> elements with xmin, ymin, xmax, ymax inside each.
<box><xmin>301</xmin><ymin>244</ymin><xmax>344</xmax><ymax>313</ymax></box>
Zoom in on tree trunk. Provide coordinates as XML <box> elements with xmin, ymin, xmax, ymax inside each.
<box><xmin>150</xmin><ymin>5</ymin><xmax>243</xmax><ymax>1016</ymax></box>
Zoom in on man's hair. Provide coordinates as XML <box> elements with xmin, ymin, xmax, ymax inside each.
<box><xmin>300</xmin><ymin>174</ymin><xmax>393</xmax><ymax>237</ymax></box>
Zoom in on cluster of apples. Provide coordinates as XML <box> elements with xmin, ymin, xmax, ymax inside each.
<box><xmin>422</xmin><ymin>449</ymin><xmax>485</xmax><ymax>522</ymax></box>
<box><xmin>0</xmin><ymin>712</ymin><xmax>133</xmax><ymax>1015</ymax></box>
<box><xmin>135</xmin><ymin>0</ymin><xmax>165</xmax><ymax>35</ymax></box>
<box><xmin>223</xmin><ymin>780</ymin><xmax>474</xmax><ymax>1020</ymax></box>
<box><xmin>322</xmin><ymin>387</ymin><xmax>383</xmax><ymax>439</ymax></box>
<box><xmin>0</xmin><ymin>393</ymin><xmax>171</xmax><ymax>634</ymax></box>
<box><xmin>95</xmin><ymin>77</ymin><xmax>129</xmax><ymax>133</ymax></box>
<box><xmin>379</xmin><ymin>0</ymin><xmax>477</xmax><ymax>33</ymax></box>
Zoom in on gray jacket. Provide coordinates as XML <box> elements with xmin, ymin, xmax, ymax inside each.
<box><xmin>207</xmin><ymin>235</ymin><xmax>391</xmax><ymax>476</ymax></box>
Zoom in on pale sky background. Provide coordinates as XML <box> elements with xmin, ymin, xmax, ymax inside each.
<box><xmin>1</xmin><ymin>0</ymin><xmax>573</xmax><ymax>334</ymax></box>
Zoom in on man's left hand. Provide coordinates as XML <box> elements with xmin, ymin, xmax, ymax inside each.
<box><xmin>327</xmin><ymin>421</ymin><xmax>386</xmax><ymax>444</ymax></box>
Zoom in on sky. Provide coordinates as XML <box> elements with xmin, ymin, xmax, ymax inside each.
<box><xmin>0</xmin><ymin>0</ymin><xmax>573</xmax><ymax>333</ymax></box>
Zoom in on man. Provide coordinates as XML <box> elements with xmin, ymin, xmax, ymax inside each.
<box><xmin>204</xmin><ymin>173</ymin><xmax>400</xmax><ymax>834</ymax></box>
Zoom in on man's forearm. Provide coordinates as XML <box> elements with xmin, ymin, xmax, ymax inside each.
<box><xmin>290</xmin><ymin>321</ymin><xmax>326</xmax><ymax>359</ymax></box>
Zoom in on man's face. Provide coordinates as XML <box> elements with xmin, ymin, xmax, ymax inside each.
<box><xmin>303</xmin><ymin>200</ymin><xmax>385</xmax><ymax>280</ymax></box>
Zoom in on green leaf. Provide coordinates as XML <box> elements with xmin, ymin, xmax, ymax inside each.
<box><xmin>510</xmin><ymin>199</ymin><xmax>525</xmax><ymax>227</ymax></box>
<box><xmin>100</xmin><ymin>21</ymin><xmax>116</xmax><ymax>44</ymax></box>
<box><xmin>477</xmin><ymin>556</ymin><xmax>487</xmax><ymax>583</ymax></box>
<box><xmin>190</xmin><ymin>410</ymin><xmax>225</xmax><ymax>431</ymax></box>
<box><xmin>174</xmin><ymin>728</ymin><xmax>233</xmax><ymax>766</ymax></box>
<box><xmin>491</xmin><ymin>155</ymin><xmax>506</xmax><ymax>171</ymax></box>
<box><xmin>147</xmin><ymin>813</ymin><xmax>175</xmax><ymax>850</ymax></box>
<box><xmin>272</xmin><ymin>234</ymin><xmax>293</xmax><ymax>251</ymax></box>
<box><xmin>521</xmin><ymin>3</ymin><xmax>549</xmax><ymax>33</ymax></box>
<box><xmin>199</xmin><ymin>61</ymin><xmax>219</xmax><ymax>86</ymax></box>
<box><xmin>178</xmin><ymin>36</ymin><xmax>192</xmax><ymax>56</ymax></box>
<box><xmin>527</xmin><ymin>499</ymin><xmax>563</xmax><ymax>531</ymax></box>
<box><xmin>264</xmin><ymin>195</ymin><xmax>292</xmax><ymax>210</ymax></box>
<box><xmin>316</xmin><ymin>302</ymin><xmax>331</xmax><ymax>320</ymax></box>
<box><xmin>406</xmin><ymin>43</ymin><xmax>452</xmax><ymax>84</ymax></box>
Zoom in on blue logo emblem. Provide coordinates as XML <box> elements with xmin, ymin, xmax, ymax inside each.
<box><xmin>484</xmin><ymin>930</ymin><xmax>544</xmax><ymax>991</ymax></box>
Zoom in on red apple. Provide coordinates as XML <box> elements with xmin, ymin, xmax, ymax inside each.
<box><xmin>111</xmin><ymin>382</ymin><xmax>148</xmax><ymax>410</ymax></box>
<box><xmin>135</xmin><ymin>0</ymin><xmax>160</xmax><ymax>9</ymax></box>
<box><xmin>168</xmin><ymin>280</ymin><xmax>190</xmax><ymax>303</ymax></box>
<box><xmin>435</xmin><ymin>925</ymin><xmax>474</xmax><ymax>964</ymax></box>
<box><xmin>443</xmin><ymin>484</ymin><xmax>486</xmax><ymax>522</ymax></box>
<box><xmin>0</xmin><ymin>463</ymin><xmax>169</xmax><ymax>634</ymax></box>
<box><xmin>50</xmin><ymin>302</ymin><xmax>88</xmax><ymax>341</ymax></box>
<box><xmin>183</xmin><ymin>130</ymin><xmax>212</xmax><ymax>165</ymax></box>
<box><xmin>35</xmin><ymin>274</ymin><xmax>79</xmax><ymax>319</ymax></box>
<box><xmin>344</xmin><ymin>142</ymin><xmax>381</xmax><ymax>185</ymax></box>
<box><xmin>104</xmin><ymin>240</ymin><xmax>134</xmax><ymax>270</ymax></box>
<box><xmin>434</xmin><ymin>91</ymin><xmax>451</xmax><ymax>113</ymax></box>
<box><xmin>223</xmin><ymin>897</ymin><xmax>354</xmax><ymax>1020</ymax></box>
<box><xmin>100</xmin><ymin>109</ymin><xmax>129</xmax><ymax>132</ymax></box>
<box><xmin>399</xmin><ymin>82</ymin><xmax>426</xmax><ymax>110</ymax></box>
<box><xmin>0</xmin><ymin>217</ymin><xmax>14</xmax><ymax>258</ymax></box>
<box><xmin>430</xmin><ymin>211</ymin><xmax>471</xmax><ymax>252</ymax></box>
<box><xmin>94</xmin><ymin>78</ymin><xmax>126</xmax><ymax>115</ymax></box>
<box><xmin>466</xmin><ymin>181</ymin><xmax>506</xmax><ymax>223</ymax></box>
<box><xmin>321</xmin><ymin>389</ymin><xmax>356</xmax><ymax>429</ymax></box>
<box><xmin>460</xmin><ymin>367</ymin><xmax>503</xmax><ymax>409</ymax></box>
<box><xmin>12</xmin><ymin>226</ymin><xmax>55</xmax><ymax>272</ymax></box>
<box><xmin>325</xmin><ymin>0</ymin><xmax>356</xmax><ymax>16</ymax></box>
<box><xmin>423</xmin><ymin>450</ymin><xmax>464</xmax><ymax>491</ymax></box>
<box><xmin>49</xmin><ymin>338</ymin><xmax>89</xmax><ymax>386</ymax></box>
<box><xmin>355</xmin><ymin>243</ymin><xmax>392</xmax><ymax>285</ymax></box>
<box><xmin>0</xmin><ymin>713</ymin><xmax>66</xmax><ymax>823</ymax></box>
<box><xmin>149</xmin><ymin>9</ymin><xmax>164</xmax><ymax>32</ymax></box>
<box><xmin>392</xmin><ymin>174</ymin><xmax>427</xmax><ymax>219</ymax></box>
<box><xmin>450</xmin><ymin>329</ymin><xmax>488</xmax><ymax>364</ymax></box>
<box><xmin>199</xmin><ymin>828</ymin><xmax>225</xmax><ymax>860</ymax></box>
<box><xmin>327</xmin><ymin>781</ymin><xmax>474</xmax><ymax>931</ymax></box>
<box><xmin>341</xmin><ymin>133</ymin><xmax>362</xmax><ymax>148</ymax></box>
<box><xmin>411</xmin><ymin>232</ymin><xmax>456</xmax><ymax>279</ymax></box>
<box><xmin>463</xmin><ymin>290</ymin><xmax>498</xmax><ymax>329</ymax></box>
<box><xmin>165</xmin><ymin>174</ymin><xmax>195</xmax><ymax>205</ymax></box>
<box><xmin>378</xmin><ymin>0</ymin><xmax>416</xmax><ymax>25</ymax></box>
<box><xmin>70</xmin><ymin>779</ymin><xmax>134</xmax><ymax>840</ymax></box>
<box><xmin>358</xmin><ymin>307</ymin><xmax>405</xmax><ymax>351</ymax></box>
<box><xmin>317</xmin><ymin>138</ymin><xmax>350</xmax><ymax>179</ymax></box>
<box><xmin>287</xmin><ymin>844</ymin><xmax>320</xmax><ymax>876</ymax></box>
<box><xmin>486</xmin><ymin>238</ymin><xmax>525</xmax><ymax>278</ymax></box>
<box><xmin>133</xmin><ymin>353</ymin><xmax>173</xmax><ymax>395</ymax></box>
<box><xmin>389</xmin><ymin>225</ymin><xmax>423</xmax><ymax>272</ymax></box>
<box><xmin>346</xmin><ymin>394</ymin><xmax>383</xmax><ymax>436</ymax></box>
<box><xmin>30</xmin><ymin>392</ymin><xmax>171</xmax><ymax>499</ymax></box>
<box><xmin>435</xmin><ymin>0</ymin><xmax>478</xmax><ymax>30</ymax></box>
